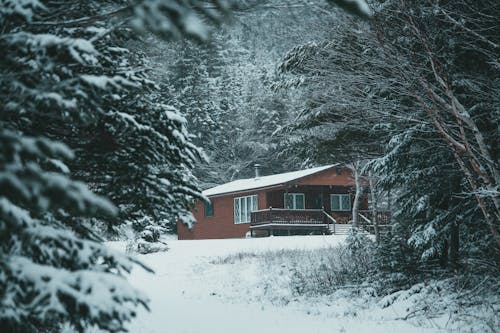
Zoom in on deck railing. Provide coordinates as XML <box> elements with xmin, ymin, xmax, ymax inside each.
<box><xmin>251</xmin><ymin>208</ymin><xmax>326</xmax><ymax>226</ymax></box>
<box><xmin>358</xmin><ymin>210</ymin><xmax>391</xmax><ymax>224</ymax></box>
<box><xmin>358</xmin><ymin>210</ymin><xmax>391</xmax><ymax>234</ymax></box>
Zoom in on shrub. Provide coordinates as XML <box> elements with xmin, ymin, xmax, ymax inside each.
<box><xmin>288</xmin><ymin>246</ymin><xmax>376</xmax><ymax>296</ymax></box>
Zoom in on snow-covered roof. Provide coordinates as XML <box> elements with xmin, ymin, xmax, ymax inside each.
<box><xmin>203</xmin><ymin>165</ymin><xmax>337</xmax><ymax>197</ymax></box>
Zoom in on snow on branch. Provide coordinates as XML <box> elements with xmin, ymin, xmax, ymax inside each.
<box><xmin>327</xmin><ymin>0</ymin><xmax>372</xmax><ymax>20</ymax></box>
<box><xmin>4</xmin><ymin>257</ymin><xmax>149</xmax><ymax>330</ymax></box>
<box><xmin>0</xmin><ymin>0</ymin><xmax>45</xmax><ymax>22</ymax></box>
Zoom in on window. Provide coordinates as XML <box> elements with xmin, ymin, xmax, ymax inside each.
<box><xmin>330</xmin><ymin>194</ymin><xmax>351</xmax><ymax>211</ymax></box>
<box><xmin>284</xmin><ymin>193</ymin><xmax>305</xmax><ymax>210</ymax></box>
<box><xmin>204</xmin><ymin>200</ymin><xmax>214</xmax><ymax>217</ymax></box>
<box><xmin>234</xmin><ymin>195</ymin><xmax>258</xmax><ymax>224</ymax></box>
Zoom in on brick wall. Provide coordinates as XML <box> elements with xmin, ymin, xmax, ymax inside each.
<box><xmin>178</xmin><ymin>189</ymin><xmax>266</xmax><ymax>240</ymax></box>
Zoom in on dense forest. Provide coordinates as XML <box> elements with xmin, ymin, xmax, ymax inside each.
<box><xmin>0</xmin><ymin>0</ymin><xmax>498</xmax><ymax>332</ymax></box>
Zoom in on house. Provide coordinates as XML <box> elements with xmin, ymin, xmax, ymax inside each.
<box><xmin>177</xmin><ymin>164</ymin><xmax>369</xmax><ymax>240</ymax></box>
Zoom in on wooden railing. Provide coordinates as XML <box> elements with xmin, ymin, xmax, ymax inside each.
<box><xmin>251</xmin><ymin>208</ymin><xmax>326</xmax><ymax>226</ymax></box>
<box><xmin>358</xmin><ymin>210</ymin><xmax>391</xmax><ymax>234</ymax></box>
<box><xmin>251</xmin><ymin>208</ymin><xmax>332</xmax><ymax>225</ymax></box>
<box><xmin>358</xmin><ymin>210</ymin><xmax>391</xmax><ymax>224</ymax></box>
<box><xmin>322</xmin><ymin>210</ymin><xmax>337</xmax><ymax>234</ymax></box>
<box><xmin>249</xmin><ymin>209</ymin><xmax>350</xmax><ymax>235</ymax></box>
<box><xmin>249</xmin><ymin>208</ymin><xmax>341</xmax><ymax>236</ymax></box>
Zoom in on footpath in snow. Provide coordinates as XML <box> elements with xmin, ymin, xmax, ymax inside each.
<box><xmin>109</xmin><ymin>236</ymin><xmax>445</xmax><ymax>333</ymax></box>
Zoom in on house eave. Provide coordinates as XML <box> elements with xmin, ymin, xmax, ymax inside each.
<box><xmin>203</xmin><ymin>164</ymin><xmax>342</xmax><ymax>198</ymax></box>
<box><xmin>205</xmin><ymin>184</ymin><xmax>287</xmax><ymax>198</ymax></box>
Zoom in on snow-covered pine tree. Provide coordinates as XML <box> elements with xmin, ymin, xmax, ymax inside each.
<box><xmin>276</xmin><ymin>24</ymin><xmax>392</xmax><ymax>165</ymax></box>
<box><xmin>276</xmin><ymin>0</ymin><xmax>499</xmax><ymax>273</ymax></box>
<box><xmin>280</xmin><ymin>0</ymin><xmax>500</xmax><ymax>273</ymax></box>
<box><xmin>0</xmin><ymin>0</ymin><xmax>229</xmax><ymax>331</ymax></box>
<box><xmin>373</xmin><ymin>125</ymin><xmax>467</xmax><ymax>272</ymax></box>
<box><xmin>0</xmin><ymin>131</ymin><xmax>151</xmax><ymax>332</ymax></box>
<box><xmin>369</xmin><ymin>0</ymin><xmax>500</xmax><ymax>269</ymax></box>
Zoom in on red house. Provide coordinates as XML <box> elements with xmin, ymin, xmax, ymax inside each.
<box><xmin>177</xmin><ymin>164</ymin><xmax>368</xmax><ymax>240</ymax></box>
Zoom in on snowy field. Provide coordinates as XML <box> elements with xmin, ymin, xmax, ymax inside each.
<box><xmin>109</xmin><ymin>236</ymin><xmax>450</xmax><ymax>333</ymax></box>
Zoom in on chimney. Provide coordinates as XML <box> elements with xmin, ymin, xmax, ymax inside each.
<box><xmin>254</xmin><ymin>163</ymin><xmax>261</xmax><ymax>179</ymax></box>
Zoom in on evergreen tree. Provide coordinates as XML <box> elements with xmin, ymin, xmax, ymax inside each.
<box><xmin>369</xmin><ymin>0</ymin><xmax>500</xmax><ymax>269</ymax></box>
<box><xmin>276</xmin><ymin>0</ymin><xmax>499</xmax><ymax>272</ymax></box>
<box><xmin>0</xmin><ymin>0</ymin><xmax>228</xmax><ymax>331</ymax></box>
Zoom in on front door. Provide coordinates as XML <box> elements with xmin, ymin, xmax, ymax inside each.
<box><xmin>311</xmin><ymin>192</ymin><xmax>323</xmax><ymax>209</ymax></box>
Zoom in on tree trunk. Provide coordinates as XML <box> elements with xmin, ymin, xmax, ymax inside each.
<box><xmin>352</xmin><ymin>165</ymin><xmax>362</xmax><ymax>228</ymax></box>
<box><xmin>368</xmin><ymin>172</ymin><xmax>380</xmax><ymax>243</ymax></box>
<box><xmin>440</xmin><ymin>239</ymin><xmax>449</xmax><ymax>268</ymax></box>
<box><xmin>387</xmin><ymin>188</ymin><xmax>392</xmax><ymax>213</ymax></box>
<box><xmin>450</xmin><ymin>221</ymin><xmax>460</xmax><ymax>269</ymax></box>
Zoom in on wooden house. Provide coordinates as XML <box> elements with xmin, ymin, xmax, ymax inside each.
<box><xmin>177</xmin><ymin>164</ymin><xmax>369</xmax><ymax>240</ymax></box>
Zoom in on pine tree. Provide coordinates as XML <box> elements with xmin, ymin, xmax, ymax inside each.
<box><xmin>368</xmin><ymin>0</ymin><xmax>500</xmax><ymax>269</ymax></box>
<box><xmin>276</xmin><ymin>0</ymin><xmax>499</xmax><ymax>273</ymax></box>
<box><xmin>0</xmin><ymin>0</ymin><xmax>228</xmax><ymax>331</ymax></box>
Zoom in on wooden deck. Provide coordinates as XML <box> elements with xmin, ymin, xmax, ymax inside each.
<box><xmin>249</xmin><ymin>208</ymin><xmax>391</xmax><ymax>237</ymax></box>
<box><xmin>250</xmin><ymin>208</ymin><xmax>336</xmax><ymax>236</ymax></box>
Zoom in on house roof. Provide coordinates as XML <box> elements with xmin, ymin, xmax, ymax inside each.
<box><xmin>203</xmin><ymin>164</ymin><xmax>338</xmax><ymax>197</ymax></box>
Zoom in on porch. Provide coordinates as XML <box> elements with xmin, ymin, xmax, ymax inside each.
<box><xmin>249</xmin><ymin>208</ymin><xmax>391</xmax><ymax>237</ymax></box>
<box><xmin>249</xmin><ymin>208</ymin><xmax>339</xmax><ymax>236</ymax></box>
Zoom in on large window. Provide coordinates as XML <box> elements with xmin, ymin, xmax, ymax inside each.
<box><xmin>330</xmin><ymin>194</ymin><xmax>351</xmax><ymax>211</ymax></box>
<box><xmin>234</xmin><ymin>195</ymin><xmax>258</xmax><ymax>224</ymax></box>
<box><xmin>204</xmin><ymin>200</ymin><xmax>214</xmax><ymax>217</ymax></box>
<box><xmin>284</xmin><ymin>193</ymin><xmax>305</xmax><ymax>210</ymax></box>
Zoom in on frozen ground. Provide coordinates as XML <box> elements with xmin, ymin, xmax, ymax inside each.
<box><xmin>109</xmin><ymin>236</ymin><xmax>449</xmax><ymax>333</ymax></box>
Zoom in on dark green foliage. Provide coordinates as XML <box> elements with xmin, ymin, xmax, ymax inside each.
<box><xmin>0</xmin><ymin>0</ymin><xmax>230</xmax><ymax>331</ymax></box>
<box><xmin>161</xmin><ymin>2</ymin><xmax>342</xmax><ymax>187</ymax></box>
<box><xmin>278</xmin><ymin>0</ymin><xmax>499</xmax><ymax>277</ymax></box>
<box><xmin>368</xmin><ymin>0</ymin><xmax>500</xmax><ymax>271</ymax></box>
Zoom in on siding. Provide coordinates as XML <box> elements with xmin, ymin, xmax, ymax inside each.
<box><xmin>177</xmin><ymin>189</ymin><xmax>266</xmax><ymax>239</ymax></box>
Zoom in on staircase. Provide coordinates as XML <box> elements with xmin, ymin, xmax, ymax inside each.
<box><xmin>328</xmin><ymin>223</ymin><xmax>375</xmax><ymax>236</ymax></box>
<box><xmin>321</xmin><ymin>211</ymin><xmax>352</xmax><ymax>235</ymax></box>
<box><xmin>328</xmin><ymin>223</ymin><xmax>352</xmax><ymax>235</ymax></box>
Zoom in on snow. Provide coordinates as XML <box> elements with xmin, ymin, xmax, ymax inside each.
<box><xmin>0</xmin><ymin>0</ymin><xmax>45</xmax><ymax>22</ymax></box>
<box><xmin>48</xmin><ymin>158</ymin><xmax>70</xmax><ymax>174</ymax></box>
<box><xmin>7</xmin><ymin>256</ymin><xmax>147</xmax><ymax>326</ymax></box>
<box><xmin>344</xmin><ymin>0</ymin><xmax>372</xmax><ymax>17</ymax></box>
<box><xmin>184</xmin><ymin>13</ymin><xmax>208</xmax><ymax>40</ymax></box>
<box><xmin>8</xmin><ymin>32</ymin><xmax>99</xmax><ymax>65</ymax></box>
<box><xmin>203</xmin><ymin>165</ymin><xmax>338</xmax><ymax>196</ymax></box>
<box><xmin>111</xmin><ymin>236</ymin><xmax>445</xmax><ymax>333</ymax></box>
<box><xmin>164</xmin><ymin>106</ymin><xmax>187</xmax><ymax>124</ymax></box>
<box><xmin>81</xmin><ymin>75</ymin><xmax>138</xmax><ymax>90</ymax></box>
<box><xmin>36</xmin><ymin>92</ymin><xmax>77</xmax><ymax>109</ymax></box>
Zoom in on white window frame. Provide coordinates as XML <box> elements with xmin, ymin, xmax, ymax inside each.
<box><xmin>204</xmin><ymin>199</ymin><xmax>214</xmax><ymax>217</ymax></box>
<box><xmin>234</xmin><ymin>194</ymin><xmax>258</xmax><ymax>224</ymax></box>
<box><xmin>284</xmin><ymin>193</ymin><xmax>305</xmax><ymax>210</ymax></box>
<box><xmin>330</xmin><ymin>194</ymin><xmax>351</xmax><ymax>211</ymax></box>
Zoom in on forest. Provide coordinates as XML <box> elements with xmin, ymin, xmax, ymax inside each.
<box><xmin>0</xmin><ymin>0</ymin><xmax>498</xmax><ymax>332</ymax></box>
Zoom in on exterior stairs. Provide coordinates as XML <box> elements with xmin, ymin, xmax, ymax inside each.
<box><xmin>327</xmin><ymin>223</ymin><xmax>372</xmax><ymax>236</ymax></box>
<box><xmin>329</xmin><ymin>223</ymin><xmax>352</xmax><ymax>235</ymax></box>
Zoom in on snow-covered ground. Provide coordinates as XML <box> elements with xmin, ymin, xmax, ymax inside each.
<box><xmin>109</xmin><ymin>236</ymin><xmax>448</xmax><ymax>333</ymax></box>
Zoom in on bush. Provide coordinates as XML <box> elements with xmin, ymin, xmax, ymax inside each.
<box><xmin>126</xmin><ymin>216</ymin><xmax>170</xmax><ymax>254</ymax></box>
<box><xmin>288</xmin><ymin>237</ymin><xmax>376</xmax><ymax>296</ymax></box>
<box><xmin>126</xmin><ymin>238</ymin><xmax>169</xmax><ymax>255</ymax></box>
